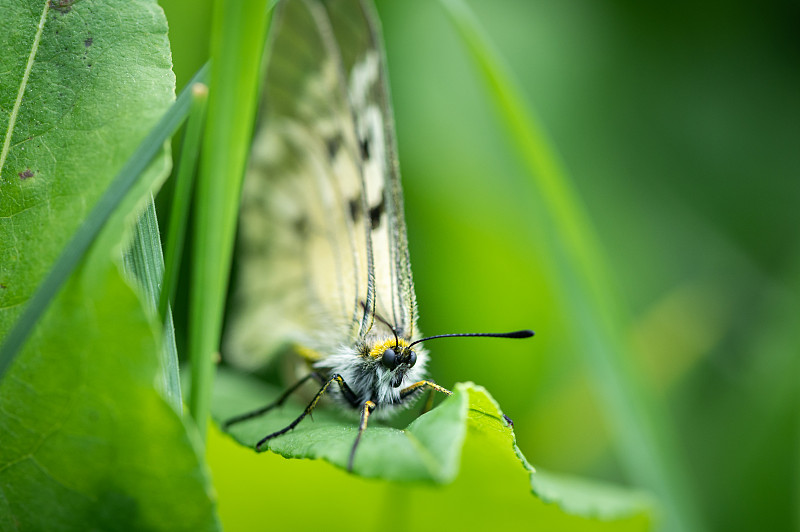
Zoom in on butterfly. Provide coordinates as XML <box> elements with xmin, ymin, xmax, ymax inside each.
<box><xmin>223</xmin><ymin>0</ymin><xmax>533</xmax><ymax>471</ymax></box>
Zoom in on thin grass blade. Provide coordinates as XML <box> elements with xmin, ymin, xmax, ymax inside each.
<box><xmin>123</xmin><ymin>196</ymin><xmax>182</xmax><ymax>410</ymax></box>
<box><xmin>187</xmin><ymin>1</ymin><xmax>271</xmax><ymax>442</ymax></box>
<box><xmin>159</xmin><ymin>83</ymin><xmax>209</xmax><ymax>323</ymax></box>
<box><xmin>439</xmin><ymin>1</ymin><xmax>704</xmax><ymax>530</ymax></box>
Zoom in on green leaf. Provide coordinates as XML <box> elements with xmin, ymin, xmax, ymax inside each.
<box><xmin>0</xmin><ymin>237</ymin><xmax>218</xmax><ymax>530</ymax></box>
<box><xmin>0</xmin><ymin>0</ymin><xmax>218</xmax><ymax>528</ymax></box>
<box><xmin>0</xmin><ymin>64</ymin><xmax>209</xmax><ymax>380</ymax></box>
<box><xmin>0</xmin><ymin>0</ymin><xmax>175</xmax><ymax>335</ymax></box>
<box><xmin>213</xmin><ymin>369</ymin><xmax>469</xmax><ymax>482</ymax></box>
<box><xmin>211</xmin><ymin>369</ymin><xmax>653</xmax><ymax>528</ymax></box>
<box><xmin>531</xmin><ymin>470</ymin><xmax>655</xmax><ymax>522</ymax></box>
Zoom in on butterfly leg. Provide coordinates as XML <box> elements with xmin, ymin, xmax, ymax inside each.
<box><xmin>399</xmin><ymin>380</ymin><xmax>452</xmax><ymax>401</ymax></box>
<box><xmin>348</xmin><ymin>400</ymin><xmax>376</xmax><ymax>472</ymax></box>
<box><xmin>223</xmin><ymin>372</ymin><xmax>322</xmax><ymax>429</ymax></box>
<box><xmin>255</xmin><ymin>373</ymin><xmax>358</xmax><ymax>451</ymax></box>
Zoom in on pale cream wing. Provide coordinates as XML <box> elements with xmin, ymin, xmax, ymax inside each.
<box><xmin>324</xmin><ymin>0</ymin><xmax>419</xmax><ymax>341</ymax></box>
<box><xmin>224</xmin><ymin>0</ymin><xmax>376</xmax><ymax>368</ymax></box>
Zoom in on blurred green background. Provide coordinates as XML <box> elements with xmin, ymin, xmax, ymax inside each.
<box><xmin>160</xmin><ymin>0</ymin><xmax>800</xmax><ymax>530</ymax></box>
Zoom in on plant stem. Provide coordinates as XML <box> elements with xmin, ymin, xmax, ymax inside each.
<box><xmin>159</xmin><ymin>83</ymin><xmax>209</xmax><ymax>323</ymax></box>
<box><xmin>187</xmin><ymin>0</ymin><xmax>271</xmax><ymax>443</ymax></box>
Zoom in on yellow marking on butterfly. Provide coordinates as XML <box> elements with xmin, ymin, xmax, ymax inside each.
<box><xmin>400</xmin><ymin>380</ymin><xmax>453</xmax><ymax>397</ymax></box>
<box><xmin>367</xmin><ymin>338</ymin><xmax>409</xmax><ymax>359</ymax></box>
<box><xmin>295</xmin><ymin>345</ymin><xmax>323</xmax><ymax>361</ymax></box>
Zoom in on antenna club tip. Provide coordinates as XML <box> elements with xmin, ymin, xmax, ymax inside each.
<box><xmin>408</xmin><ymin>329</ymin><xmax>535</xmax><ymax>347</ymax></box>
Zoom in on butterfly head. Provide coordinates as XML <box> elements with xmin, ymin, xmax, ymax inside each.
<box><xmin>369</xmin><ymin>338</ymin><xmax>418</xmax><ymax>388</ymax></box>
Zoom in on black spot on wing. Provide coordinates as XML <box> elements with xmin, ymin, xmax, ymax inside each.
<box><xmin>348</xmin><ymin>193</ymin><xmax>385</xmax><ymax>229</ymax></box>
<box><xmin>292</xmin><ymin>217</ymin><xmax>309</xmax><ymax>238</ymax></box>
<box><xmin>349</xmin><ymin>198</ymin><xmax>362</xmax><ymax>222</ymax></box>
<box><xmin>326</xmin><ymin>135</ymin><xmax>342</xmax><ymax>160</ymax></box>
<box><xmin>369</xmin><ymin>194</ymin><xmax>385</xmax><ymax>230</ymax></box>
<box><xmin>359</xmin><ymin>136</ymin><xmax>370</xmax><ymax>160</ymax></box>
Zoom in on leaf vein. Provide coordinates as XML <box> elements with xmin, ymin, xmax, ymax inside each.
<box><xmin>29</xmin><ymin>455</ymin><xmax>96</xmax><ymax>502</ymax></box>
<box><xmin>0</xmin><ymin>0</ymin><xmax>51</xmax><ymax>180</ymax></box>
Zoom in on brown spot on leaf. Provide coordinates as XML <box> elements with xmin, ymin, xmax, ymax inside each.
<box><xmin>50</xmin><ymin>0</ymin><xmax>74</xmax><ymax>13</ymax></box>
<box><xmin>18</xmin><ymin>169</ymin><xmax>35</xmax><ymax>180</ymax></box>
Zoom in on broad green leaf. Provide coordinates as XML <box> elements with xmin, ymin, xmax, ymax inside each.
<box><xmin>211</xmin><ymin>369</ymin><xmax>654</xmax><ymax>529</ymax></box>
<box><xmin>0</xmin><ymin>0</ymin><xmax>174</xmax><ymax>333</ymax></box>
<box><xmin>0</xmin><ymin>233</ymin><xmax>218</xmax><ymax>530</ymax></box>
<box><xmin>531</xmin><ymin>470</ymin><xmax>655</xmax><ymax>522</ymax></box>
<box><xmin>0</xmin><ymin>0</ymin><xmax>218</xmax><ymax>529</ymax></box>
<box><xmin>213</xmin><ymin>368</ymin><xmax>468</xmax><ymax>483</ymax></box>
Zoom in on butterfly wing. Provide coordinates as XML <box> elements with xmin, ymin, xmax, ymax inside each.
<box><xmin>224</xmin><ymin>0</ymin><xmax>417</xmax><ymax>369</ymax></box>
<box><xmin>324</xmin><ymin>0</ymin><xmax>418</xmax><ymax>341</ymax></box>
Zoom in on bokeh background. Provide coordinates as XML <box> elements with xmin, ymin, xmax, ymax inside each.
<box><xmin>159</xmin><ymin>1</ymin><xmax>800</xmax><ymax>530</ymax></box>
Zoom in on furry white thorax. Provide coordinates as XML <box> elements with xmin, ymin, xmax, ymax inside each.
<box><xmin>313</xmin><ymin>337</ymin><xmax>429</xmax><ymax>419</ymax></box>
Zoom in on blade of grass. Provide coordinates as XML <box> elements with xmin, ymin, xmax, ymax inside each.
<box><xmin>123</xmin><ymin>196</ymin><xmax>182</xmax><ymax>411</ymax></box>
<box><xmin>790</xmin><ymin>256</ymin><xmax>800</xmax><ymax>532</ymax></box>
<box><xmin>0</xmin><ymin>63</ymin><xmax>210</xmax><ymax>383</ymax></box>
<box><xmin>439</xmin><ymin>1</ymin><xmax>703</xmax><ymax>531</ymax></box>
<box><xmin>187</xmin><ymin>0</ymin><xmax>271</xmax><ymax>443</ymax></box>
<box><xmin>159</xmin><ymin>83</ymin><xmax>209</xmax><ymax>323</ymax></box>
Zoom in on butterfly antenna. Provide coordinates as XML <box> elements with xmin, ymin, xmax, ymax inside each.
<box><xmin>375</xmin><ymin>313</ymin><xmax>400</xmax><ymax>348</ymax></box>
<box><xmin>408</xmin><ymin>329</ymin><xmax>534</xmax><ymax>348</ymax></box>
<box><xmin>361</xmin><ymin>301</ymin><xmax>400</xmax><ymax>348</ymax></box>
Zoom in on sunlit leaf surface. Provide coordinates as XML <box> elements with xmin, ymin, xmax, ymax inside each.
<box><xmin>0</xmin><ymin>1</ymin><xmax>218</xmax><ymax>529</ymax></box>
<box><xmin>212</xmin><ymin>368</ymin><xmax>653</xmax><ymax>529</ymax></box>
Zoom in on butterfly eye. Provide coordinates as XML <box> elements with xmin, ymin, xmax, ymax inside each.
<box><xmin>408</xmin><ymin>350</ymin><xmax>417</xmax><ymax>367</ymax></box>
<box><xmin>382</xmin><ymin>348</ymin><xmax>398</xmax><ymax>369</ymax></box>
